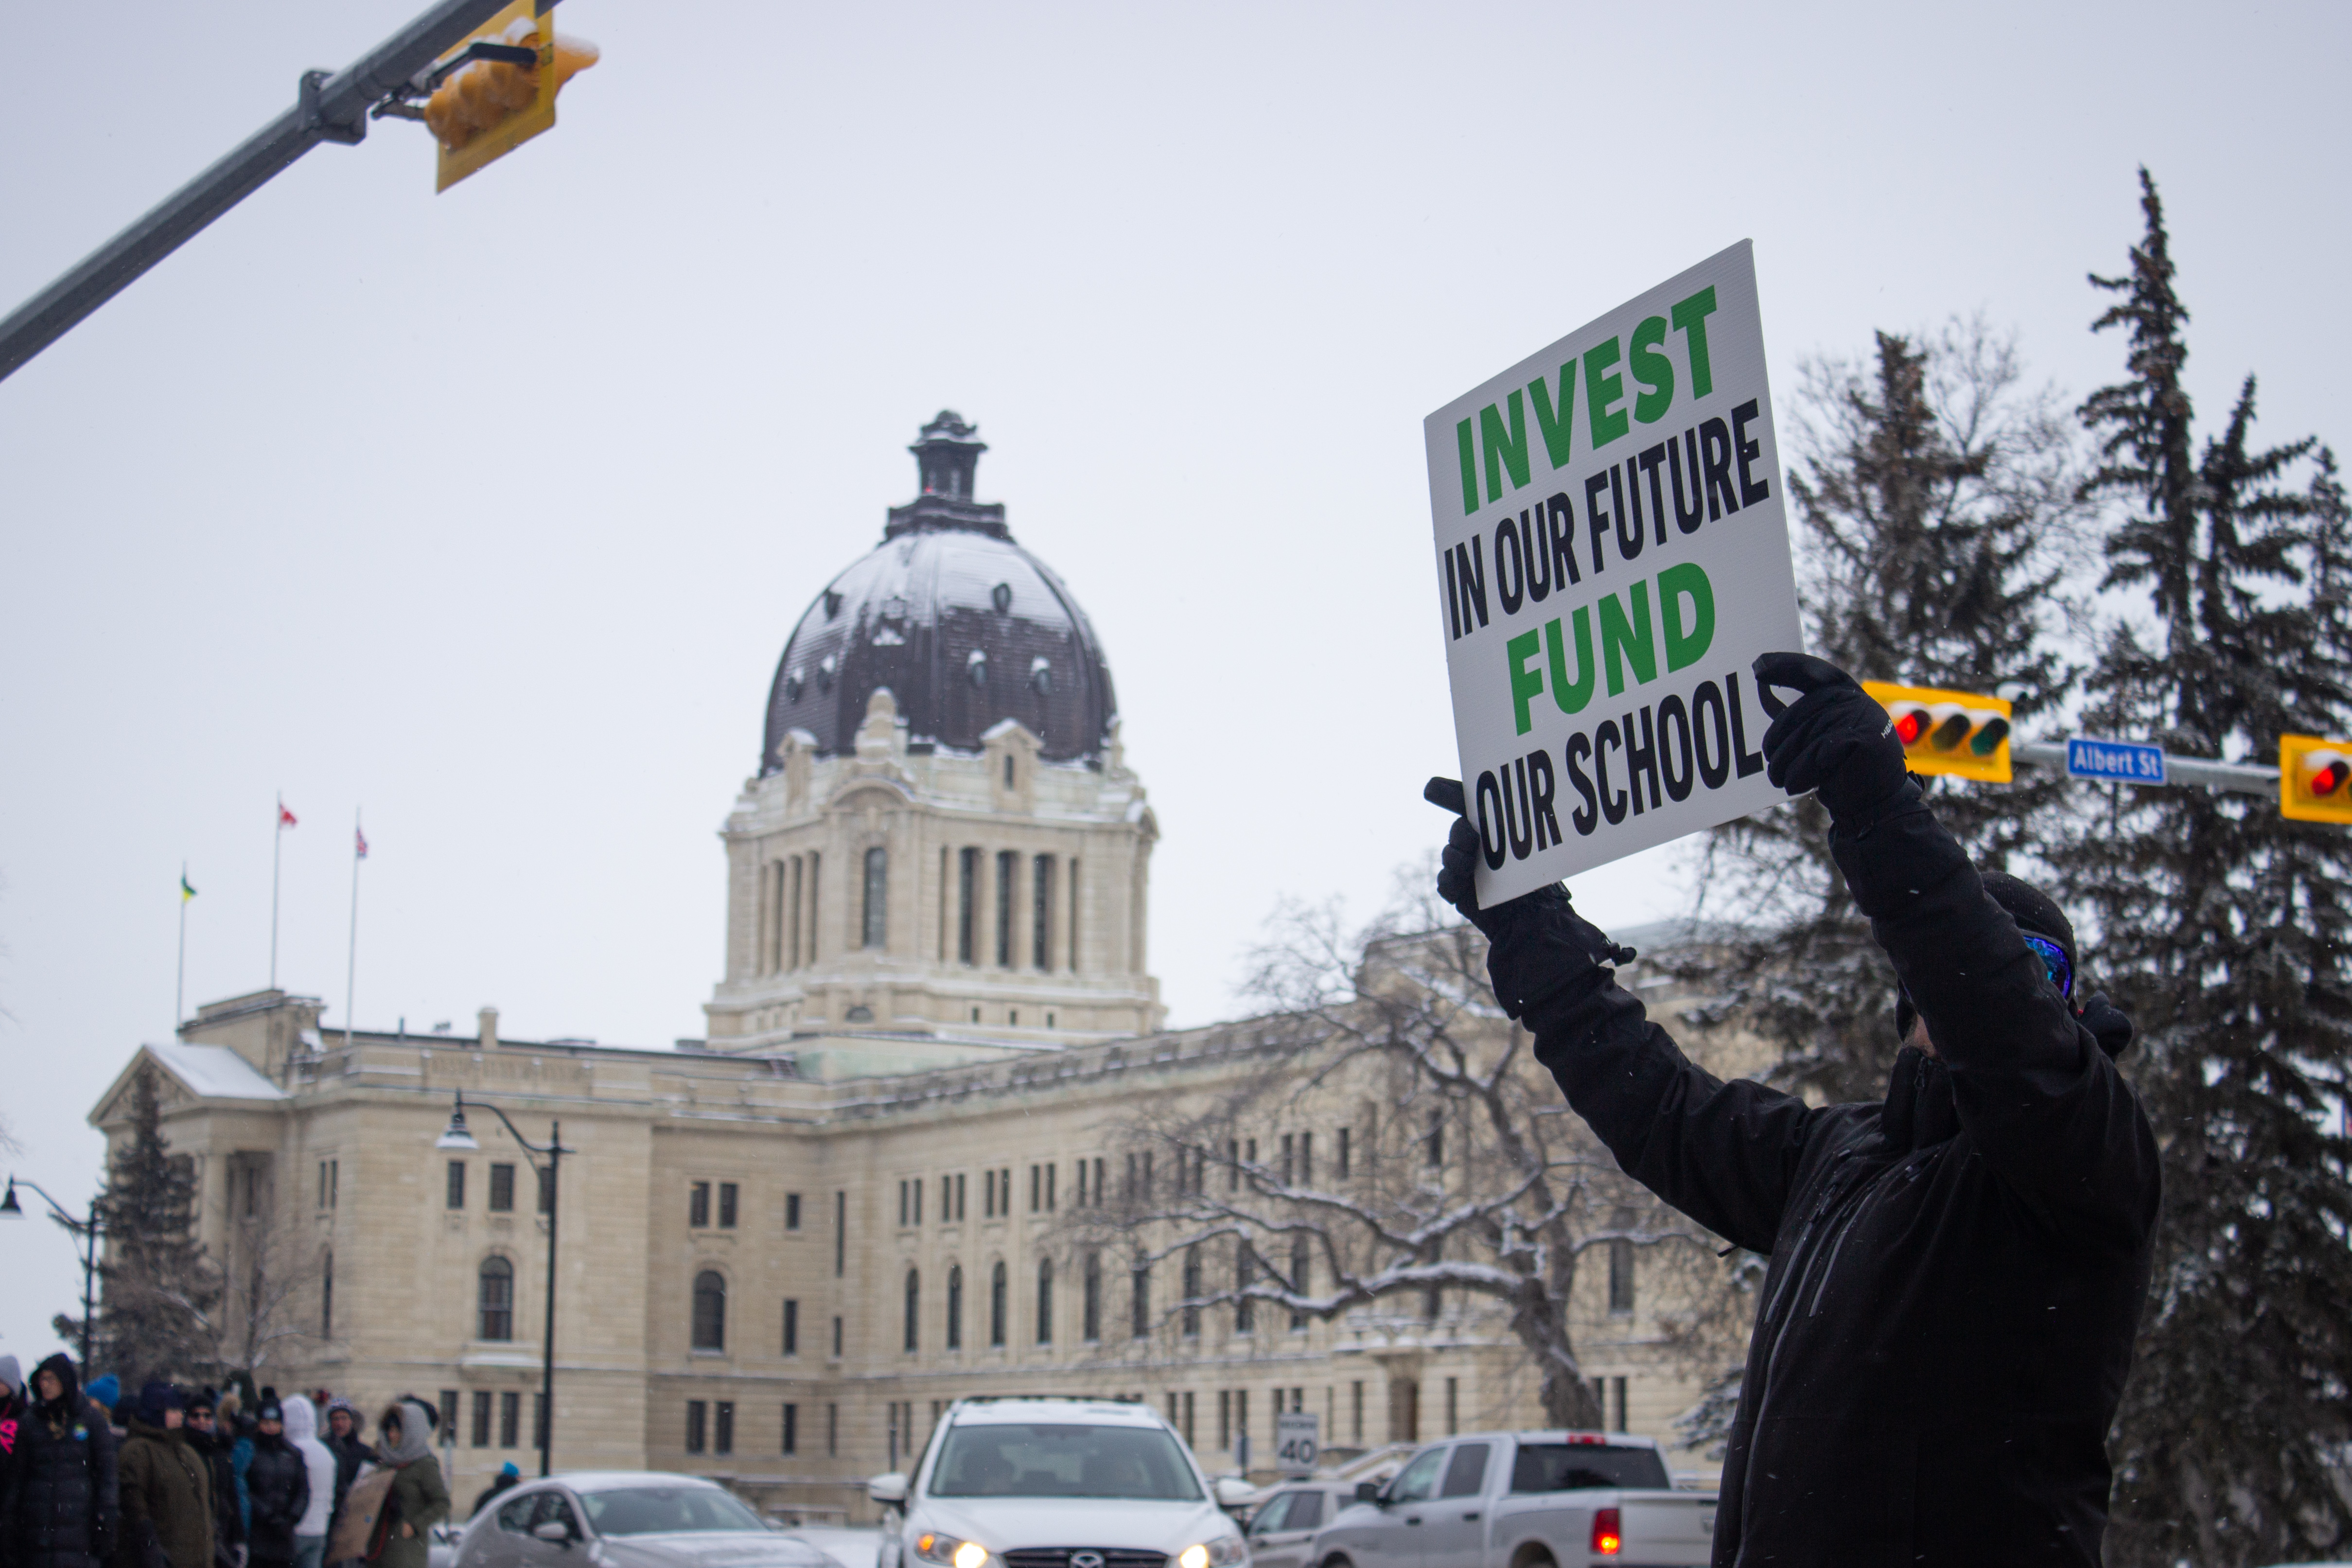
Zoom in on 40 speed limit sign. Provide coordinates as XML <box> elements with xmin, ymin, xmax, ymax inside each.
<box><xmin>1276</xmin><ymin>1411</ymin><xmax>1319</xmax><ymax>1477</ymax></box>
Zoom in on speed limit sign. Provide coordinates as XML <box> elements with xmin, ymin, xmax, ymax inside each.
<box><xmin>1276</xmin><ymin>1411</ymin><xmax>1319</xmax><ymax>1477</ymax></box>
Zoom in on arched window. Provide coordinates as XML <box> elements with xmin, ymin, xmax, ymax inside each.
<box><xmin>862</xmin><ymin>847</ymin><xmax>888</xmax><ymax>950</ymax></box>
<box><xmin>990</xmin><ymin>1261</ymin><xmax>1007</xmax><ymax>1348</ymax></box>
<box><xmin>946</xmin><ymin>1265</ymin><xmax>964</xmax><ymax>1351</ymax></box>
<box><xmin>477</xmin><ymin>1256</ymin><xmax>514</xmax><ymax>1341</ymax></box>
<box><xmin>1082</xmin><ymin>1251</ymin><xmax>1102</xmax><ymax>1343</ymax></box>
<box><xmin>904</xmin><ymin>1268</ymin><xmax>921</xmax><ymax>1353</ymax></box>
<box><xmin>692</xmin><ymin>1270</ymin><xmax>727</xmax><ymax>1351</ymax></box>
<box><xmin>1036</xmin><ymin>1258</ymin><xmax>1054</xmax><ymax>1345</ymax></box>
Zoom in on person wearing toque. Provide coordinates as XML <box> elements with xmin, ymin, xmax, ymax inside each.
<box><xmin>115</xmin><ymin>1384</ymin><xmax>211</xmax><ymax>1568</ymax></box>
<box><xmin>1433</xmin><ymin>651</ymin><xmax>2159</xmax><ymax>1567</ymax></box>
<box><xmin>240</xmin><ymin>1403</ymin><xmax>305</xmax><ymax>1568</ymax></box>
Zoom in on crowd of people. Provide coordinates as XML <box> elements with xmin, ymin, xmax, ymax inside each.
<box><xmin>0</xmin><ymin>1358</ymin><xmax>451</xmax><ymax>1568</ymax></box>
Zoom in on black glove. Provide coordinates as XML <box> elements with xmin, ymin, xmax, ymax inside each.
<box><xmin>2079</xmin><ymin>991</ymin><xmax>2135</xmax><ymax>1057</ymax></box>
<box><xmin>1752</xmin><ymin>651</ymin><xmax>1911</xmax><ymax>820</ymax></box>
<box><xmin>1427</xmin><ymin>777</ymin><xmax>1634</xmax><ymax>1019</ymax></box>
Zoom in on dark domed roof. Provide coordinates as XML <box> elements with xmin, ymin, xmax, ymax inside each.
<box><xmin>761</xmin><ymin>412</ymin><xmax>1120</xmax><ymax>769</ymax></box>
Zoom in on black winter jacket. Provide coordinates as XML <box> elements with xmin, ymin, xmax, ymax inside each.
<box><xmin>2</xmin><ymin>1359</ymin><xmax>119</xmax><ymax>1568</ymax></box>
<box><xmin>1528</xmin><ymin>784</ymin><xmax>2160</xmax><ymax>1567</ymax></box>
<box><xmin>186</xmin><ymin>1433</ymin><xmax>238</xmax><ymax>1567</ymax></box>
<box><xmin>236</xmin><ymin>1442</ymin><xmax>303</xmax><ymax>1568</ymax></box>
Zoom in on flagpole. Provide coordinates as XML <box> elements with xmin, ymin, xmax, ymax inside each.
<box><xmin>270</xmin><ymin>793</ymin><xmax>284</xmax><ymax>990</ymax></box>
<box><xmin>176</xmin><ymin>859</ymin><xmax>189</xmax><ymax>1030</ymax></box>
<box><xmin>345</xmin><ymin>809</ymin><xmax>361</xmax><ymax>1049</ymax></box>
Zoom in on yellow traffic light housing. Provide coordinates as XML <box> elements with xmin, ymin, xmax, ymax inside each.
<box><xmin>1862</xmin><ymin>681</ymin><xmax>2014</xmax><ymax>783</ymax></box>
<box><xmin>2280</xmin><ymin>734</ymin><xmax>2352</xmax><ymax>823</ymax></box>
<box><xmin>425</xmin><ymin>2</ymin><xmax>597</xmax><ymax>193</ymax></box>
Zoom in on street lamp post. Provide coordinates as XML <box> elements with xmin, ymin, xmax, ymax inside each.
<box><xmin>435</xmin><ymin>1092</ymin><xmax>574</xmax><ymax>1479</ymax></box>
<box><xmin>2</xmin><ymin>1177</ymin><xmax>105</xmax><ymax>1370</ymax></box>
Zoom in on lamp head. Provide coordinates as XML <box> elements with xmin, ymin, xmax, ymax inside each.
<box><xmin>0</xmin><ymin>1180</ymin><xmax>20</xmax><ymax>1218</ymax></box>
<box><xmin>434</xmin><ymin>1099</ymin><xmax>480</xmax><ymax>1152</ymax></box>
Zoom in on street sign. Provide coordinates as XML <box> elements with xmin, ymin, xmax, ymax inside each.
<box><xmin>1424</xmin><ymin>241</ymin><xmax>1802</xmax><ymax>904</ymax></box>
<box><xmin>1276</xmin><ymin>1411</ymin><xmax>1319</xmax><ymax>1477</ymax></box>
<box><xmin>1862</xmin><ymin>682</ymin><xmax>2013</xmax><ymax>782</ymax></box>
<box><xmin>2066</xmin><ymin>737</ymin><xmax>2166</xmax><ymax>785</ymax></box>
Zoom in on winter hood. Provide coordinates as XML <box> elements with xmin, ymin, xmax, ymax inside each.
<box><xmin>380</xmin><ymin>1400</ymin><xmax>434</xmax><ymax>1465</ymax></box>
<box><xmin>282</xmin><ymin>1394</ymin><xmax>318</xmax><ymax>1443</ymax></box>
<box><xmin>33</xmin><ymin>1353</ymin><xmax>80</xmax><ymax>1419</ymax></box>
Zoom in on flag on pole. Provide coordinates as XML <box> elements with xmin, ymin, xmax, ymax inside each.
<box><xmin>355</xmin><ymin>825</ymin><xmax>369</xmax><ymax>859</ymax></box>
<box><xmin>180</xmin><ymin>871</ymin><xmax>197</xmax><ymax>902</ymax></box>
<box><xmin>279</xmin><ymin>800</ymin><xmax>298</xmax><ymax>828</ymax></box>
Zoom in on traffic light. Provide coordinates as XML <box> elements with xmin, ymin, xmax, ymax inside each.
<box><xmin>425</xmin><ymin>3</ymin><xmax>598</xmax><ymax>193</ymax></box>
<box><xmin>2280</xmin><ymin>734</ymin><xmax>2352</xmax><ymax>823</ymax></box>
<box><xmin>1861</xmin><ymin>681</ymin><xmax>2014</xmax><ymax>783</ymax></box>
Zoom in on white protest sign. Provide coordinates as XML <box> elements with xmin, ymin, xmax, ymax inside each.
<box><xmin>1423</xmin><ymin>240</ymin><xmax>1801</xmax><ymax>904</ymax></box>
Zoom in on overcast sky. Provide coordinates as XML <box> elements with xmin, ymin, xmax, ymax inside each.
<box><xmin>4</xmin><ymin>0</ymin><xmax>2346</xmax><ymax>1364</ymax></box>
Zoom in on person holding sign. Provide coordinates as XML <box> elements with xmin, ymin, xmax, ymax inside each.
<box><xmin>1433</xmin><ymin>652</ymin><xmax>2158</xmax><ymax>1568</ymax></box>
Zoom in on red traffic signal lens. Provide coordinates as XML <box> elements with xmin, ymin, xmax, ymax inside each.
<box><xmin>1893</xmin><ymin>709</ymin><xmax>1928</xmax><ymax>746</ymax></box>
<box><xmin>2311</xmin><ymin>760</ymin><xmax>2350</xmax><ymax>796</ymax></box>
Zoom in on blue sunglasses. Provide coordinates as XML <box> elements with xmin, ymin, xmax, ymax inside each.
<box><xmin>2019</xmin><ymin>932</ymin><xmax>2073</xmax><ymax>1000</ymax></box>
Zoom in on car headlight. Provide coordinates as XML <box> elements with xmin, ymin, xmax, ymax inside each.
<box><xmin>1178</xmin><ymin>1537</ymin><xmax>1247</xmax><ymax>1568</ymax></box>
<box><xmin>913</xmin><ymin>1535</ymin><xmax>988</xmax><ymax>1568</ymax></box>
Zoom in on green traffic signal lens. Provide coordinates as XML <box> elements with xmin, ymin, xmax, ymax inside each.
<box><xmin>1969</xmin><ymin>717</ymin><xmax>2011</xmax><ymax>756</ymax></box>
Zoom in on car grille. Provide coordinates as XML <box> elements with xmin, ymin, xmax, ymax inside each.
<box><xmin>1003</xmin><ymin>1550</ymin><xmax>1168</xmax><ymax>1568</ymax></box>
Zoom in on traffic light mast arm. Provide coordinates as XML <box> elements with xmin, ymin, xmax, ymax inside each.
<box><xmin>2011</xmin><ymin>741</ymin><xmax>2278</xmax><ymax>796</ymax></box>
<box><xmin>0</xmin><ymin>0</ymin><xmax>519</xmax><ymax>385</ymax></box>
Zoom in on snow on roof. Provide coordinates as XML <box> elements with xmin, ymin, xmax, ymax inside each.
<box><xmin>145</xmin><ymin>1042</ymin><xmax>288</xmax><ymax>1101</ymax></box>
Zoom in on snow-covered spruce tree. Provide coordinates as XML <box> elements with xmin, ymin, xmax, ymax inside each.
<box><xmin>63</xmin><ymin>1066</ymin><xmax>222</xmax><ymax>1387</ymax></box>
<box><xmin>2057</xmin><ymin>168</ymin><xmax>2352</xmax><ymax>1568</ymax></box>
<box><xmin>1679</xmin><ymin>321</ymin><xmax>2085</xmax><ymax>1108</ymax></box>
<box><xmin>1064</xmin><ymin>875</ymin><xmax>1750</xmax><ymax>1432</ymax></box>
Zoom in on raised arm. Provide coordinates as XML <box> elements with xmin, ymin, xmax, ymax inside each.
<box><xmin>1431</xmin><ymin>782</ymin><xmax>1819</xmax><ymax>1252</ymax></box>
<box><xmin>1752</xmin><ymin>653</ymin><xmax>2159</xmax><ymax>1236</ymax></box>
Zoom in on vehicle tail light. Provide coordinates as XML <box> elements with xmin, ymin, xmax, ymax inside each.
<box><xmin>1589</xmin><ymin>1506</ymin><xmax>1621</xmax><ymax>1556</ymax></box>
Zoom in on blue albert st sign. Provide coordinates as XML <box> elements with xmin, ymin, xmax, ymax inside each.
<box><xmin>2067</xmin><ymin>737</ymin><xmax>2167</xmax><ymax>784</ymax></box>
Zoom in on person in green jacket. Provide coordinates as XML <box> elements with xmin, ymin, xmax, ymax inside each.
<box><xmin>115</xmin><ymin>1385</ymin><xmax>210</xmax><ymax>1568</ymax></box>
<box><xmin>369</xmin><ymin>1407</ymin><xmax>444</xmax><ymax>1568</ymax></box>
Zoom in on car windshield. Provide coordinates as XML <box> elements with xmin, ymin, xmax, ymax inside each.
<box><xmin>579</xmin><ymin>1488</ymin><xmax>767</xmax><ymax>1535</ymax></box>
<box><xmin>1508</xmin><ymin>1445</ymin><xmax>1670</xmax><ymax>1493</ymax></box>
<box><xmin>930</xmin><ymin>1423</ymin><xmax>1203</xmax><ymax>1500</ymax></box>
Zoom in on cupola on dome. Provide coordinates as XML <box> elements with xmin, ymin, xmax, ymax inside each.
<box><xmin>761</xmin><ymin>412</ymin><xmax>1119</xmax><ymax>769</ymax></box>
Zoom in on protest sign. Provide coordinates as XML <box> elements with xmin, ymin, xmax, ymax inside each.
<box><xmin>1424</xmin><ymin>241</ymin><xmax>1801</xmax><ymax>904</ymax></box>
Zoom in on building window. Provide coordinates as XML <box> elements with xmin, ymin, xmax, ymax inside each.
<box><xmin>1036</xmin><ymin>1258</ymin><xmax>1054</xmax><ymax>1344</ymax></box>
<box><xmin>320</xmin><ymin>1248</ymin><xmax>333</xmax><ymax>1338</ymax></box>
<box><xmin>1299</xmin><ymin>1131</ymin><xmax>1313</xmax><ymax>1184</ymax></box>
<box><xmin>983</xmin><ymin>1170</ymin><xmax>995</xmax><ymax>1218</ymax></box>
<box><xmin>489</xmin><ymin>1163</ymin><xmax>515</xmax><ymax>1213</ymax></box>
<box><xmin>715</xmin><ymin>1402</ymin><xmax>734</xmax><ymax>1457</ymax></box>
<box><xmin>955</xmin><ymin>1173</ymin><xmax>966</xmax><ymax>1220</ymax></box>
<box><xmin>807</xmin><ymin>852</ymin><xmax>820</xmax><ymax>965</ymax></box>
<box><xmin>996</xmin><ymin>850</ymin><xmax>1016</xmax><ymax>967</ymax></box>
<box><xmin>835</xmin><ymin>1191</ymin><xmax>846</xmax><ymax>1277</ymax></box>
<box><xmin>685</xmin><ymin>1401</ymin><xmax>706</xmax><ymax>1455</ymax></box>
<box><xmin>472</xmin><ymin>1391</ymin><xmax>492</xmax><ymax>1448</ymax></box>
<box><xmin>904</xmin><ymin>1268</ymin><xmax>921</xmax><ymax>1353</ymax></box>
<box><xmin>1235</xmin><ymin>1245</ymin><xmax>1255</xmax><ymax>1334</ymax></box>
<box><xmin>1608</xmin><ymin>1238</ymin><xmax>1636</xmax><ymax>1315</ymax></box>
<box><xmin>1182</xmin><ymin>1247</ymin><xmax>1201</xmax><ymax>1338</ymax></box>
<box><xmin>1029</xmin><ymin>1165</ymin><xmax>1040</xmax><ymax>1214</ymax></box>
<box><xmin>957</xmin><ymin>848</ymin><xmax>978</xmax><ymax>964</ymax></box>
<box><xmin>826</xmin><ymin>1403</ymin><xmax>838</xmax><ymax>1457</ymax></box>
<box><xmin>719</xmin><ymin>1182</ymin><xmax>738</xmax><ymax>1228</ymax></box>
<box><xmin>1003</xmin><ymin>753</ymin><xmax>1015</xmax><ymax>788</ymax></box>
<box><xmin>1082</xmin><ymin>1252</ymin><xmax>1102</xmax><ymax>1342</ymax></box>
<box><xmin>990</xmin><ymin>1261</ymin><xmax>1007</xmax><ymax>1348</ymax></box>
<box><xmin>1425</xmin><ymin>1110</ymin><xmax>1444</xmax><ymax>1167</ymax></box>
<box><xmin>499</xmin><ymin>1392</ymin><xmax>519</xmax><ymax>1448</ymax></box>
<box><xmin>831</xmin><ymin>1316</ymin><xmax>843</xmax><ymax>1357</ymax></box>
<box><xmin>690</xmin><ymin>1182</ymin><xmax>711</xmax><ymax>1228</ymax></box>
<box><xmin>782</xmin><ymin>1299</ymin><xmax>799</xmax><ymax>1356</ymax></box>
<box><xmin>1337</xmin><ymin>1127</ymin><xmax>1351</xmax><ymax>1180</ymax></box>
<box><xmin>1281</xmin><ymin>1134</ymin><xmax>1294</xmax><ymax>1185</ymax></box>
<box><xmin>1290</xmin><ymin>1237</ymin><xmax>1312</xmax><ymax>1329</ymax></box>
<box><xmin>1445</xmin><ymin>1377</ymin><xmax>1459</xmax><ymax>1437</ymax></box>
<box><xmin>781</xmin><ymin>1403</ymin><xmax>798</xmax><ymax>1456</ymax></box>
<box><xmin>477</xmin><ymin>1257</ymin><xmax>514</xmax><ymax>1341</ymax></box>
<box><xmin>1351</xmin><ymin>1380</ymin><xmax>1364</xmax><ymax>1443</ymax></box>
<box><xmin>1130</xmin><ymin>1261</ymin><xmax>1149</xmax><ymax>1339</ymax></box>
<box><xmin>1032</xmin><ymin>854</ymin><xmax>1054</xmax><ymax>969</ymax></box>
<box><xmin>692</xmin><ymin>1270</ymin><xmax>726</xmax><ymax>1351</ymax></box>
<box><xmin>863</xmin><ymin>846</ymin><xmax>888</xmax><ymax>950</ymax></box>
<box><xmin>446</xmin><ymin>1162</ymin><xmax>466</xmax><ymax>1210</ymax></box>
<box><xmin>786</xmin><ymin>1193</ymin><xmax>802</xmax><ymax>1231</ymax></box>
<box><xmin>946</xmin><ymin>1265</ymin><xmax>963</xmax><ymax>1350</ymax></box>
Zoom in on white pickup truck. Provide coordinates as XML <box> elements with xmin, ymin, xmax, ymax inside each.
<box><xmin>1305</xmin><ymin>1432</ymin><xmax>1715</xmax><ymax>1568</ymax></box>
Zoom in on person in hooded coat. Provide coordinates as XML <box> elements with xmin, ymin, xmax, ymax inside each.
<box><xmin>274</xmin><ymin>1405</ymin><xmax>331</xmax><ymax>1568</ymax></box>
<box><xmin>368</xmin><ymin>1407</ymin><xmax>443</xmax><ymax>1568</ymax></box>
<box><xmin>235</xmin><ymin>1409</ymin><xmax>302</xmax><ymax>1568</ymax></box>
<box><xmin>114</xmin><ymin>1385</ymin><xmax>209</xmax><ymax>1568</ymax></box>
<box><xmin>313</xmin><ymin>1407</ymin><xmax>368</xmax><ymax>1561</ymax></box>
<box><xmin>1436</xmin><ymin>653</ymin><xmax>2161</xmax><ymax>1568</ymax></box>
<box><xmin>2</xmin><ymin>1354</ymin><xmax>118</xmax><ymax>1568</ymax></box>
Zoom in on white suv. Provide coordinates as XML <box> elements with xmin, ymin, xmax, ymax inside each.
<box><xmin>870</xmin><ymin>1398</ymin><xmax>1251</xmax><ymax>1568</ymax></box>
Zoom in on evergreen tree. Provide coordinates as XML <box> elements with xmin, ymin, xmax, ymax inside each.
<box><xmin>61</xmin><ymin>1066</ymin><xmax>221</xmax><ymax>1388</ymax></box>
<box><xmin>2058</xmin><ymin>168</ymin><xmax>2352</xmax><ymax>1568</ymax></box>
<box><xmin>1685</xmin><ymin>320</ymin><xmax>2084</xmax><ymax>1105</ymax></box>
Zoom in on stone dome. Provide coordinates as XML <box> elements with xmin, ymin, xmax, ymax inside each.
<box><xmin>761</xmin><ymin>412</ymin><xmax>1120</xmax><ymax>769</ymax></box>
